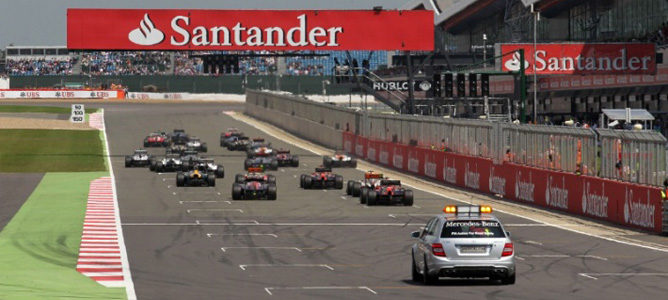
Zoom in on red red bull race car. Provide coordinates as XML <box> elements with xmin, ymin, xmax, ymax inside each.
<box><xmin>275</xmin><ymin>149</ymin><xmax>299</xmax><ymax>167</ymax></box>
<box><xmin>300</xmin><ymin>166</ymin><xmax>343</xmax><ymax>189</ymax></box>
<box><xmin>362</xmin><ymin>179</ymin><xmax>414</xmax><ymax>206</ymax></box>
<box><xmin>232</xmin><ymin>168</ymin><xmax>277</xmax><ymax>200</ymax></box>
<box><xmin>323</xmin><ymin>151</ymin><xmax>357</xmax><ymax>168</ymax></box>
<box><xmin>143</xmin><ymin>131</ymin><xmax>171</xmax><ymax>147</ymax></box>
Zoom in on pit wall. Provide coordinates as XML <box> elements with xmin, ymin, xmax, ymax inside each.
<box><xmin>245</xmin><ymin>89</ymin><xmax>664</xmax><ymax>233</ymax></box>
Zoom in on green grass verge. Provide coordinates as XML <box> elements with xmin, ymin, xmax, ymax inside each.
<box><xmin>0</xmin><ymin>129</ymin><xmax>106</xmax><ymax>172</ymax></box>
<box><xmin>0</xmin><ymin>105</ymin><xmax>97</xmax><ymax>114</ymax></box>
<box><xmin>0</xmin><ymin>172</ymin><xmax>126</xmax><ymax>299</ymax></box>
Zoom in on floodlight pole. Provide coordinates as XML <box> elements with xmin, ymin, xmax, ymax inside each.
<box><xmin>405</xmin><ymin>51</ymin><xmax>415</xmax><ymax>114</ymax></box>
<box><xmin>519</xmin><ymin>49</ymin><xmax>527</xmax><ymax>123</ymax></box>
<box><xmin>532</xmin><ymin>4</ymin><xmax>540</xmax><ymax>123</ymax></box>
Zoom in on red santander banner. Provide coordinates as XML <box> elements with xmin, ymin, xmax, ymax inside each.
<box><xmin>67</xmin><ymin>9</ymin><xmax>434</xmax><ymax>51</ymax></box>
<box><xmin>500</xmin><ymin>43</ymin><xmax>656</xmax><ymax>75</ymax></box>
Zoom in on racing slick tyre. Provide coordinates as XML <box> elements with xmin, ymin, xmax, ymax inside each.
<box><xmin>215</xmin><ymin>165</ymin><xmax>225</xmax><ymax>178</ymax></box>
<box><xmin>423</xmin><ymin>258</ymin><xmax>438</xmax><ymax>285</ymax></box>
<box><xmin>232</xmin><ymin>184</ymin><xmax>242</xmax><ymax>200</ymax></box>
<box><xmin>201</xmin><ymin>143</ymin><xmax>208</xmax><ymax>153</ymax></box>
<box><xmin>351</xmin><ymin>159</ymin><xmax>358</xmax><ymax>168</ymax></box>
<box><xmin>366</xmin><ymin>191</ymin><xmax>377</xmax><ymax>206</ymax></box>
<box><xmin>303</xmin><ymin>176</ymin><xmax>312</xmax><ymax>189</ymax></box>
<box><xmin>176</xmin><ymin>172</ymin><xmax>185</xmax><ymax>187</ymax></box>
<box><xmin>323</xmin><ymin>156</ymin><xmax>332</xmax><ymax>168</ymax></box>
<box><xmin>292</xmin><ymin>156</ymin><xmax>299</xmax><ymax>167</ymax></box>
<box><xmin>346</xmin><ymin>181</ymin><xmax>354</xmax><ymax>195</ymax></box>
<box><xmin>360</xmin><ymin>187</ymin><xmax>368</xmax><ymax>204</ymax></box>
<box><xmin>125</xmin><ymin>156</ymin><xmax>132</xmax><ymax>167</ymax></box>
<box><xmin>267</xmin><ymin>184</ymin><xmax>277</xmax><ymax>200</ymax></box>
<box><xmin>235</xmin><ymin>174</ymin><xmax>245</xmax><ymax>184</ymax></box>
<box><xmin>403</xmin><ymin>190</ymin><xmax>414</xmax><ymax>206</ymax></box>
<box><xmin>501</xmin><ymin>273</ymin><xmax>516</xmax><ymax>285</ymax></box>
<box><xmin>299</xmin><ymin>175</ymin><xmax>306</xmax><ymax>188</ymax></box>
<box><xmin>267</xmin><ymin>175</ymin><xmax>276</xmax><ymax>184</ymax></box>
<box><xmin>207</xmin><ymin>176</ymin><xmax>216</xmax><ymax>187</ymax></box>
<box><xmin>270</xmin><ymin>159</ymin><xmax>279</xmax><ymax>170</ymax></box>
<box><xmin>411</xmin><ymin>252</ymin><xmax>422</xmax><ymax>282</ymax></box>
<box><xmin>144</xmin><ymin>141</ymin><xmax>149</xmax><ymax>147</ymax></box>
<box><xmin>334</xmin><ymin>175</ymin><xmax>344</xmax><ymax>189</ymax></box>
<box><xmin>352</xmin><ymin>182</ymin><xmax>362</xmax><ymax>197</ymax></box>
<box><xmin>155</xmin><ymin>162</ymin><xmax>164</xmax><ymax>173</ymax></box>
<box><xmin>149</xmin><ymin>159</ymin><xmax>157</xmax><ymax>171</ymax></box>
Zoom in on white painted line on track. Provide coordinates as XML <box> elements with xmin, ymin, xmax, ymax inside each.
<box><xmin>207</xmin><ymin>233</ymin><xmax>277</xmax><ymax>238</ymax></box>
<box><xmin>125</xmin><ymin>222</ymin><xmax>423</xmax><ymax>226</ymax></box>
<box><xmin>239</xmin><ymin>264</ymin><xmax>334</xmax><ymax>271</ymax></box>
<box><xmin>388</xmin><ymin>213</ymin><xmax>435</xmax><ymax>219</ymax></box>
<box><xmin>186</xmin><ymin>208</ymin><xmax>244</xmax><ymax>214</ymax></box>
<box><xmin>196</xmin><ymin>220</ymin><xmax>259</xmax><ymax>225</ymax></box>
<box><xmin>264</xmin><ymin>286</ymin><xmax>377</xmax><ymax>296</ymax></box>
<box><xmin>519</xmin><ymin>254</ymin><xmax>608</xmax><ymax>261</ymax></box>
<box><xmin>522</xmin><ymin>240</ymin><xmax>544</xmax><ymax>246</ymax></box>
<box><xmin>179</xmin><ymin>200</ymin><xmax>230</xmax><ymax>204</ymax></box>
<box><xmin>100</xmin><ymin>109</ymin><xmax>135</xmax><ymax>299</ymax></box>
<box><xmin>221</xmin><ymin>247</ymin><xmax>302</xmax><ymax>253</ymax></box>
<box><xmin>578</xmin><ymin>273</ymin><xmax>668</xmax><ymax>280</ymax></box>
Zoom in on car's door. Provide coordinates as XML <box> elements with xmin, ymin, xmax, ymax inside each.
<box><xmin>415</xmin><ymin>217</ymin><xmax>437</xmax><ymax>270</ymax></box>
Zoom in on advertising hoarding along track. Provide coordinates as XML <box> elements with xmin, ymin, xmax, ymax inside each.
<box><xmin>500</xmin><ymin>43</ymin><xmax>656</xmax><ymax>75</ymax></box>
<box><xmin>67</xmin><ymin>9</ymin><xmax>434</xmax><ymax>51</ymax></box>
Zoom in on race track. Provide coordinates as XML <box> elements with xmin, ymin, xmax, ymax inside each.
<box><xmin>100</xmin><ymin>103</ymin><xmax>668</xmax><ymax>299</ymax></box>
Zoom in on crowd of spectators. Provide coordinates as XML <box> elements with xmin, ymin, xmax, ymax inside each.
<box><xmin>5</xmin><ymin>57</ymin><xmax>77</xmax><ymax>75</ymax></box>
<box><xmin>80</xmin><ymin>51</ymin><xmax>171</xmax><ymax>75</ymax></box>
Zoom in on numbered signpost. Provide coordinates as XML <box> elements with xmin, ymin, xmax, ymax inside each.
<box><xmin>70</xmin><ymin>104</ymin><xmax>85</xmax><ymax>123</ymax></box>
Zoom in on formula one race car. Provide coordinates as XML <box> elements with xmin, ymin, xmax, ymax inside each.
<box><xmin>143</xmin><ymin>131</ymin><xmax>170</xmax><ymax>147</ymax></box>
<box><xmin>300</xmin><ymin>166</ymin><xmax>344</xmax><ymax>189</ymax></box>
<box><xmin>185</xmin><ymin>137</ymin><xmax>208</xmax><ymax>152</ymax></box>
<box><xmin>246</xmin><ymin>144</ymin><xmax>274</xmax><ymax>158</ymax></box>
<box><xmin>245</xmin><ymin>138</ymin><xmax>270</xmax><ymax>152</ymax></box>
<box><xmin>275</xmin><ymin>149</ymin><xmax>299</xmax><ymax>167</ymax></box>
<box><xmin>231</xmin><ymin>168</ymin><xmax>277</xmax><ymax>200</ymax></box>
<box><xmin>125</xmin><ymin>149</ymin><xmax>152</xmax><ymax>167</ymax></box>
<box><xmin>166</xmin><ymin>144</ymin><xmax>194</xmax><ymax>156</ymax></box>
<box><xmin>346</xmin><ymin>171</ymin><xmax>384</xmax><ymax>197</ymax></box>
<box><xmin>323</xmin><ymin>151</ymin><xmax>357</xmax><ymax>168</ymax></box>
<box><xmin>227</xmin><ymin>136</ymin><xmax>251</xmax><ymax>151</ymax></box>
<box><xmin>362</xmin><ymin>179</ymin><xmax>414</xmax><ymax>206</ymax></box>
<box><xmin>150</xmin><ymin>154</ymin><xmax>184</xmax><ymax>172</ymax></box>
<box><xmin>244</xmin><ymin>156</ymin><xmax>278</xmax><ymax>171</ymax></box>
<box><xmin>220</xmin><ymin>128</ymin><xmax>244</xmax><ymax>147</ymax></box>
<box><xmin>176</xmin><ymin>164</ymin><xmax>215</xmax><ymax>187</ymax></box>
<box><xmin>182</xmin><ymin>159</ymin><xmax>225</xmax><ymax>178</ymax></box>
<box><xmin>170</xmin><ymin>129</ymin><xmax>190</xmax><ymax>145</ymax></box>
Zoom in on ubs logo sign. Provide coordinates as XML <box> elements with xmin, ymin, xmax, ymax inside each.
<box><xmin>623</xmin><ymin>188</ymin><xmax>655</xmax><ymax>229</ymax></box>
<box><xmin>393</xmin><ymin>148</ymin><xmax>403</xmax><ymax>169</ymax></box>
<box><xmin>581</xmin><ymin>182</ymin><xmax>609</xmax><ymax>218</ymax></box>
<box><xmin>464</xmin><ymin>162</ymin><xmax>480</xmax><ymax>190</ymax></box>
<box><xmin>489</xmin><ymin>166</ymin><xmax>506</xmax><ymax>196</ymax></box>
<box><xmin>379</xmin><ymin>150</ymin><xmax>389</xmax><ymax>165</ymax></box>
<box><xmin>355</xmin><ymin>144</ymin><xmax>364</xmax><ymax>157</ymax></box>
<box><xmin>424</xmin><ymin>157</ymin><xmax>436</xmax><ymax>178</ymax></box>
<box><xmin>514</xmin><ymin>171</ymin><xmax>535</xmax><ymax>202</ymax></box>
<box><xmin>366</xmin><ymin>147</ymin><xmax>376</xmax><ymax>161</ymax></box>
<box><xmin>443</xmin><ymin>158</ymin><xmax>456</xmax><ymax>184</ymax></box>
<box><xmin>545</xmin><ymin>175</ymin><xmax>568</xmax><ymax>209</ymax></box>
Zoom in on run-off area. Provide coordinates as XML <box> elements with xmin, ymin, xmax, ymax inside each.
<box><xmin>107</xmin><ymin>103</ymin><xmax>668</xmax><ymax>299</ymax></box>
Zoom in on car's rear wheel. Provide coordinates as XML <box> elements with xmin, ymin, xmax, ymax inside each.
<box><xmin>366</xmin><ymin>191</ymin><xmax>377</xmax><ymax>206</ymax></box>
<box><xmin>215</xmin><ymin>165</ymin><xmax>225</xmax><ymax>178</ymax></box>
<box><xmin>346</xmin><ymin>181</ymin><xmax>353</xmax><ymax>195</ymax></box>
<box><xmin>270</xmin><ymin>159</ymin><xmax>279</xmax><ymax>170</ymax></box>
<box><xmin>352</xmin><ymin>182</ymin><xmax>361</xmax><ymax>197</ymax></box>
<box><xmin>267</xmin><ymin>184</ymin><xmax>277</xmax><ymax>200</ymax></box>
<box><xmin>360</xmin><ymin>187</ymin><xmax>368</xmax><ymax>204</ymax></box>
<box><xmin>292</xmin><ymin>156</ymin><xmax>299</xmax><ymax>167</ymax></box>
<box><xmin>303</xmin><ymin>176</ymin><xmax>312</xmax><ymax>189</ymax></box>
<box><xmin>501</xmin><ymin>273</ymin><xmax>516</xmax><ymax>285</ymax></box>
<box><xmin>201</xmin><ymin>143</ymin><xmax>208</xmax><ymax>152</ymax></box>
<box><xmin>125</xmin><ymin>156</ymin><xmax>132</xmax><ymax>167</ymax></box>
<box><xmin>350</xmin><ymin>159</ymin><xmax>357</xmax><ymax>168</ymax></box>
<box><xmin>232</xmin><ymin>184</ymin><xmax>242</xmax><ymax>200</ymax></box>
<box><xmin>235</xmin><ymin>174</ymin><xmax>245</xmax><ymax>183</ymax></box>
<box><xmin>176</xmin><ymin>172</ymin><xmax>185</xmax><ymax>187</ymax></box>
<box><xmin>267</xmin><ymin>175</ymin><xmax>276</xmax><ymax>184</ymax></box>
<box><xmin>299</xmin><ymin>175</ymin><xmax>305</xmax><ymax>188</ymax></box>
<box><xmin>403</xmin><ymin>190</ymin><xmax>414</xmax><ymax>206</ymax></box>
<box><xmin>334</xmin><ymin>175</ymin><xmax>344</xmax><ymax>189</ymax></box>
<box><xmin>411</xmin><ymin>252</ymin><xmax>422</xmax><ymax>282</ymax></box>
<box><xmin>207</xmin><ymin>176</ymin><xmax>216</xmax><ymax>187</ymax></box>
<box><xmin>423</xmin><ymin>257</ymin><xmax>438</xmax><ymax>285</ymax></box>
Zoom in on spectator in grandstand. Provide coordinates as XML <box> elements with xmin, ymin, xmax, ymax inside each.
<box><xmin>6</xmin><ymin>57</ymin><xmax>77</xmax><ymax>75</ymax></box>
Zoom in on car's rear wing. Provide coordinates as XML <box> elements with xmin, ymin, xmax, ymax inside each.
<box><xmin>364</xmin><ymin>172</ymin><xmax>383</xmax><ymax>179</ymax></box>
<box><xmin>380</xmin><ymin>179</ymin><xmax>401</xmax><ymax>186</ymax></box>
<box><xmin>247</xmin><ymin>167</ymin><xmax>264</xmax><ymax>173</ymax></box>
<box><xmin>315</xmin><ymin>167</ymin><xmax>332</xmax><ymax>172</ymax></box>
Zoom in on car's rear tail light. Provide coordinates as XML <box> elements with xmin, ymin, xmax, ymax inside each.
<box><xmin>431</xmin><ymin>243</ymin><xmax>446</xmax><ymax>257</ymax></box>
<box><xmin>502</xmin><ymin>243</ymin><xmax>514</xmax><ymax>257</ymax></box>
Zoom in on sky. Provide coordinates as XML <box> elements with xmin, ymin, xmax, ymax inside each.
<box><xmin>0</xmin><ymin>0</ymin><xmax>408</xmax><ymax>49</ymax></box>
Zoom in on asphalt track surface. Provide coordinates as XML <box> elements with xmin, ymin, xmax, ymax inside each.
<box><xmin>0</xmin><ymin>173</ymin><xmax>43</xmax><ymax>231</ymax></box>
<box><xmin>5</xmin><ymin>101</ymin><xmax>665</xmax><ymax>299</ymax></box>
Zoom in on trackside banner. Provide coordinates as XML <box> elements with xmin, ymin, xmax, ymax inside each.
<box><xmin>67</xmin><ymin>9</ymin><xmax>434</xmax><ymax>50</ymax></box>
<box><xmin>500</xmin><ymin>43</ymin><xmax>656</xmax><ymax>75</ymax></box>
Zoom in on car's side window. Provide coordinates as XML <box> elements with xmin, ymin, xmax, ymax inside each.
<box><xmin>426</xmin><ymin>218</ymin><xmax>439</xmax><ymax>236</ymax></box>
<box><xmin>420</xmin><ymin>218</ymin><xmax>435</xmax><ymax>238</ymax></box>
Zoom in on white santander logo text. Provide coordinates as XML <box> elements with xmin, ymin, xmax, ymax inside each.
<box><xmin>128</xmin><ymin>14</ymin><xmax>165</xmax><ymax>46</ymax></box>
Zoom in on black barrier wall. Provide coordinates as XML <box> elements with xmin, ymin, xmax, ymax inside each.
<box><xmin>9</xmin><ymin>75</ymin><xmax>352</xmax><ymax>95</ymax></box>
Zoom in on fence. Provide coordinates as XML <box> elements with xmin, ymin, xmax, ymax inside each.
<box><xmin>246</xmin><ymin>89</ymin><xmax>667</xmax><ymax>187</ymax></box>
